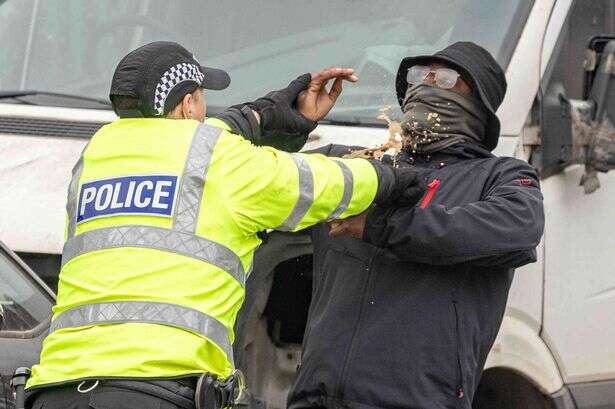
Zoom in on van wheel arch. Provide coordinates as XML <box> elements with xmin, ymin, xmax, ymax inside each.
<box><xmin>473</xmin><ymin>368</ymin><xmax>554</xmax><ymax>409</ymax></box>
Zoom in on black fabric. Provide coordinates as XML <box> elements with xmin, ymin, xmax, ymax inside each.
<box><xmin>216</xmin><ymin>74</ymin><xmax>317</xmax><ymax>151</ymax></box>
<box><xmin>368</xmin><ymin>160</ymin><xmax>426</xmax><ymax>207</ymax></box>
<box><xmin>257</xmin><ymin>129</ymin><xmax>310</xmax><ymax>153</ymax></box>
<box><xmin>215</xmin><ymin>106</ymin><xmax>262</xmax><ymax>144</ymax></box>
<box><xmin>110</xmin><ymin>41</ymin><xmax>230</xmax><ymax>117</ymax></box>
<box><xmin>216</xmin><ymin>104</ymin><xmax>310</xmax><ymax>152</ymax></box>
<box><xmin>288</xmin><ymin>143</ymin><xmax>544</xmax><ymax>409</ymax></box>
<box><xmin>29</xmin><ymin>383</ymin><xmax>182</xmax><ymax>409</ymax></box>
<box><xmin>395</xmin><ymin>42</ymin><xmax>508</xmax><ymax>151</ymax></box>
<box><xmin>401</xmin><ymin>84</ymin><xmax>489</xmax><ymax>153</ymax></box>
<box><xmin>245</xmin><ymin>74</ymin><xmax>317</xmax><ymax>138</ymax></box>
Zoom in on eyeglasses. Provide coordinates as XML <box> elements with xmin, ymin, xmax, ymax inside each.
<box><xmin>407</xmin><ymin>65</ymin><xmax>460</xmax><ymax>89</ymax></box>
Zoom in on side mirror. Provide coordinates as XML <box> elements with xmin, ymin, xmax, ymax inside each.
<box><xmin>572</xmin><ymin>38</ymin><xmax>615</xmax><ymax>193</ymax></box>
<box><xmin>539</xmin><ymin>36</ymin><xmax>615</xmax><ymax>192</ymax></box>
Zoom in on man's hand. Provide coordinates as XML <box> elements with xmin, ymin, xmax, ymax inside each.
<box><xmin>329</xmin><ymin>212</ymin><xmax>367</xmax><ymax>239</ymax></box>
<box><xmin>297</xmin><ymin>68</ymin><xmax>358</xmax><ymax>122</ymax></box>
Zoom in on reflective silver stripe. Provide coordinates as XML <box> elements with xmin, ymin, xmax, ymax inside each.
<box><xmin>173</xmin><ymin>124</ymin><xmax>222</xmax><ymax>233</ymax></box>
<box><xmin>62</xmin><ymin>225</ymin><xmax>245</xmax><ymax>287</ymax></box>
<box><xmin>276</xmin><ymin>154</ymin><xmax>314</xmax><ymax>231</ymax></box>
<box><xmin>66</xmin><ymin>148</ymin><xmax>87</xmax><ymax>239</ymax></box>
<box><xmin>50</xmin><ymin>301</ymin><xmax>234</xmax><ymax>365</ymax></box>
<box><xmin>327</xmin><ymin>160</ymin><xmax>354</xmax><ymax>221</ymax></box>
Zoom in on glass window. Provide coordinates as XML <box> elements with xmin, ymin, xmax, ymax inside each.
<box><xmin>0</xmin><ymin>248</ymin><xmax>52</xmax><ymax>333</ymax></box>
<box><xmin>0</xmin><ymin>0</ymin><xmax>533</xmax><ymax>124</ymax></box>
<box><xmin>543</xmin><ymin>0</ymin><xmax>615</xmax><ymax>99</ymax></box>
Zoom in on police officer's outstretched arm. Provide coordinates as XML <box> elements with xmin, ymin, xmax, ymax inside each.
<box><xmin>216</xmin><ymin>68</ymin><xmax>357</xmax><ymax>152</ymax></box>
<box><xmin>218</xmin><ymin>69</ymin><xmax>425</xmax><ymax>233</ymax></box>
<box><xmin>220</xmin><ymin>138</ymin><xmax>424</xmax><ymax>234</ymax></box>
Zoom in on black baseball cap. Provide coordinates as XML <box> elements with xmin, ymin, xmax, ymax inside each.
<box><xmin>110</xmin><ymin>41</ymin><xmax>230</xmax><ymax>118</ymax></box>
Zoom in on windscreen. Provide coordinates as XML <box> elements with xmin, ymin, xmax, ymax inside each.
<box><xmin>0</xmin><ymin>0</ymin><xmax>533</xmax><ymax>124</ymax></box>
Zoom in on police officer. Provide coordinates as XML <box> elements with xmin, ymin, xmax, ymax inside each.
<box><xmin>24</xmin><ymin>41</ymin><xmax>425</xmax><ymax>409</ymax></box>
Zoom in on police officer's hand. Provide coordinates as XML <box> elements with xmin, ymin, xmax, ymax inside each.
<box><xmin>296</xmin><ymin>67</ymin><xmax>358</xmax><ymax>122</ymax></box>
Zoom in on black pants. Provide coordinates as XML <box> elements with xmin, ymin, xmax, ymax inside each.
<box><xmin>29</xmin><ymin>383</ymin><xmax>188</xmax><ymax>409</ymax></box>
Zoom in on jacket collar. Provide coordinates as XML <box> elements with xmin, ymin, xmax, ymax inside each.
<box><xmin>395</xmin><ymin>142</ymin><xmax>493</xmax><ymax>169</ymax></box>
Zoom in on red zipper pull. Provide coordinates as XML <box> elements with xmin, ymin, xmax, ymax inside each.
<box><xmin>458</xmin><ymin>388</ymin><xmax>465</xmax><ymax>399</ymax></box>
<box><xmin>419</xmin><ymin>178</ymin><xmax>440</xmax><ymax>209</ymax></box>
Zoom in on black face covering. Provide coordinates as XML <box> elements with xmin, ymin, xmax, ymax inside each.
<box><xmin>401</xmin><ymin>84</ymin><xmax>488</xmax><ymax>153</ymax></box>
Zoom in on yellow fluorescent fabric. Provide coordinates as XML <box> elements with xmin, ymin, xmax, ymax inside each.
<box><xmin>217</xmin><ymin>135</ymin><xmax>378</xmax><ymax>233</ymax></box>
<box><xmin>28</xmin><ymin>116</ymin><xmax>378</xmax><ymax>389</ymax></box>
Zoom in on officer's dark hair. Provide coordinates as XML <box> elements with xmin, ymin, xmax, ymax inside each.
<box><xmin>111</xmin><ymin>90</ymin><xmax>199</xmax><ymax>118</ymax></box>
<box><xmin>111</xmin><ymin>95</ymin><xmax>140</xmax><ymax>111</ymax></box>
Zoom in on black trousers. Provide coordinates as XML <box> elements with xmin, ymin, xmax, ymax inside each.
<box><xmin>29</xmin><ymin>383</ymin><xmax>186</xmax><ymax>409</ymax></box>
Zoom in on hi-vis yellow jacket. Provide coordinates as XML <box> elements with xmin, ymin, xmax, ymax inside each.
<box><xmin>27</xmin><ymin>117</ymin><xmax>378</xmax><ymax>388</ymax></box>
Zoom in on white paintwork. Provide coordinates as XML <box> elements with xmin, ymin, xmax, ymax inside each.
<box><xmin>541</xmin><ymin>165</ymin><xmax>615</xmax><ymax>383</ymax></box>
<box><xmin>0</xmin><ymin>103</ymin><xmax>116</xmax><ymax>123</ymax></box>
<box><xmin>305</xmin><ymin>123</ymin><xmax>389</xmax><ymax>150</ymax></box>
<box><xmin>541</xmin><ymin>0</ymin><xmax>574</xmax><ymax>77</ymax></box>
<box><xmin>0</xmin><ymin>103</ymin><xmax>109</xmax><ymax>253</ymax></box>
<box><xmin>498</xmin><ymin>0</ymin><xmax>555</xmax><ymax>137</ymax></box>
<box><xmin>0</xmin><ymin>134</ymin><xmax>87</xmax><ymax>253</ymax></box>
<box><xmin>504</xmin><ymin>239</ymin><xmax>545</xmax><ymax>334</ymax></box>
<box><xmin>485</xmin><ymin>314</ymin><xmax>564</xmax><ymax>394</ymax></box>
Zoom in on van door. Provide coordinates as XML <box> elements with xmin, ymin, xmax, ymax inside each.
<box><xmin>538</xmin><ymin>0</ymin><xmax>615</xmax><ymax>401</ymax></box>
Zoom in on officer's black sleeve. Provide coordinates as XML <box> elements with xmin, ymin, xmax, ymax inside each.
<box><xmin>363</xmin><ymin>159</ymin><xmax>545</xmax><ymax>268</ymax></box>
<box><xmin>304</xmin><ymin>144</ymin><xmax>363</xmax><ymax>157</ymax></box>
<box><xmin>216</xmin><ymin>106</ymin><xmax>310</xmax><ymax>152</ymax></box>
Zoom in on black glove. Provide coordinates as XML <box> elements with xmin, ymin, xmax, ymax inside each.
<box><xmin>247</xmin><ymin>73</ymin><xmax>317</xmax><ymax>135</ymax></box>
<box><xmin>369</xmin><ymin>160</ymin><xmax>426</xmax><ymax>207</ymax></box>
<box><xmin>216</xmin><ymin>74</ymin><xmax>316</xmax><ymax>151</ymax></box>
<box><xmin>362</xmin><ymin>205</ymin><xmax>395</xmax><ymax>246</ymax></box>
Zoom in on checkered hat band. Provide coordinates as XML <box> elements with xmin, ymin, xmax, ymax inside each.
<box><xmin>153</xmin><ymin>63</ymin><xmax>204</xmax><ymax>115</ymax></box>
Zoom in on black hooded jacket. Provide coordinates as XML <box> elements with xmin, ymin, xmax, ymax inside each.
<box><xmin>287</xmin><ymin>143</ymin><xmax>544</xmax><ymax>409</ymax></box>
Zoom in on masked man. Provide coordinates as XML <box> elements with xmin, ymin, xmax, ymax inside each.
<box><xmin>288</xmin><ymin>42</ymin><xmax>545</xmax><ymax>409</ymax></box>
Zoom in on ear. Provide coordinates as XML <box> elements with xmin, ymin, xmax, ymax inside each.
<box><xmin>181</xmin><ymin>93</ymin><xmax>193</xmax><ymax>119</ymax></box>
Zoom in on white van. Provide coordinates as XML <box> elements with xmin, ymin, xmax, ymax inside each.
<box><xmin>0</xmin><ymin>1</ymin><xmax>613</xmax><ymax>408</ymax></box>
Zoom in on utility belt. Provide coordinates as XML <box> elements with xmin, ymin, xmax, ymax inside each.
<box><xmin>15</xmin><ymin>368</ymin><xmax>245</xmax><ymax>409</ymax></box>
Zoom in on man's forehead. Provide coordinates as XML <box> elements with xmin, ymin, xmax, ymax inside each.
<box><xmin>428</xmin><ymin>61</ymin><xmax>449</xmax><ymax>68</ymax></box>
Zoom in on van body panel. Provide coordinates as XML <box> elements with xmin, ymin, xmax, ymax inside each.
<box><xmin>484</xmin><ymin>314</ymin><xmax>563</xmax><ymax>394</ymax></box>
<box><xmin>541</xmin><ymin>166</ymin><xmax>615</xmax><ymax>383</ymax></box>
<box><xmin>0</xmin><ymin>132</ymin><xmax>86</xmax><ymax>253</ymax></box>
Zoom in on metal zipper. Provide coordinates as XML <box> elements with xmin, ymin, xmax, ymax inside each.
<box><xmin>334</xmin><ymin>252</ymin><xmax>378</xmax><ymax>400</ymax></box>
<box><xmin>452</xmin><ymin>300</ymin><xmax>466</xmax><ymax>403</ymax></box>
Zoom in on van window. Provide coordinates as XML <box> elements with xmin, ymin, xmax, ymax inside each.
<box><xmin>0</xmin><ymin>249</ymin><xmax>52</xmax><ymax>334</ymax></box>
<box><xmin>16</xmin><ymin>252</ymin><xmax>62</xmax><ymax>293</ymax></box>
<box><xmin>0</xmin><ymin>0</ymin><xmax>533</xmax><ymax>124</ymax></box>
<box><xmin>542</xmin><ymin>0</ymin><xmax>615</xmax><ymax>99</ymax></box>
